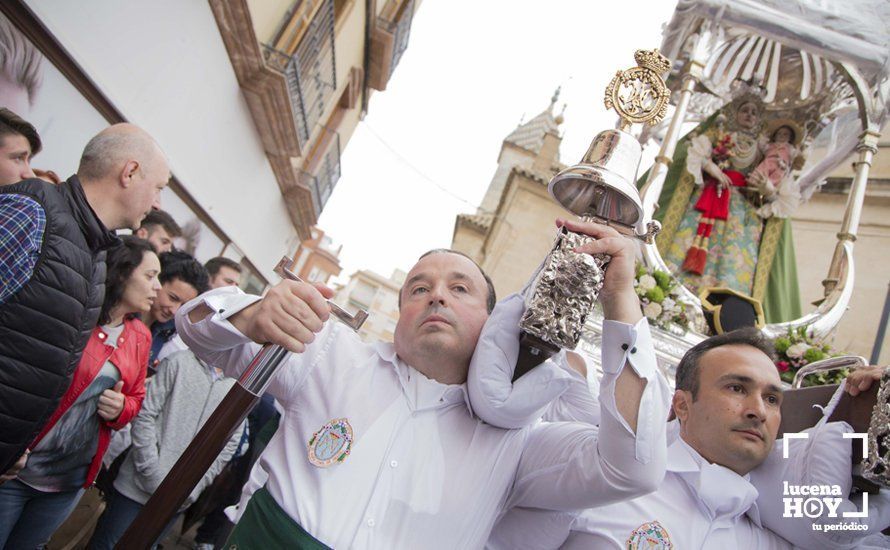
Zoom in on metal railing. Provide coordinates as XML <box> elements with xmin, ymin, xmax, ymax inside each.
<box><xmin>377</xmin><ymin>0</ymin><xmax>415</xmax><ymax>78</ymax></box>
<box><xmin>315</xmin><ymin>130</ymin><xmax>341</xmax><ymax>211</ymax></box>
<box><xmin>301</xmin><ymin>129</ymin><xmax>341</xmax><ymax>216</ymax></box>
<box><xmin>262</xmin><ymin>0</ymin><xmax>337</xmax><ymax>147</ymax></box>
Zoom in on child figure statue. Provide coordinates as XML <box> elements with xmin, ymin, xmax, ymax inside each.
<box><xmin>751</xmin><ymin>120</ymin><xmax>804</xmax><ymax>219</ymax></box>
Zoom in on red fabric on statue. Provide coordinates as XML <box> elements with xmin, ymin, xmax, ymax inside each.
<box><xmin>693</xmin><ymin>170</ymin><xmax>746</xmax><ymax>220</ymax></box>
<box><xmin>683</xmin><ymin>169</ymin><xmax>748</xmax><ymax>275</ymax></box>
<box><xmin>681</xmin><ymin>247</ymin><xmax>706</xmax><ymax>274</ymax></box>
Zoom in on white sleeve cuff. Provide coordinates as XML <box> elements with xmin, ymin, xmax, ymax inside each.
<box><xmin>202</xmin><ymin>288</ymin><xmax>264</xmax><ymax>321</ymax></box>
<box><xmin>600</xmin><ymin>317</ymin><xmax>657</xmax><ymax>381</ymax></box>
<box><xmin>176</xmin><ymin>287</ymin><xmax>262</xmax><ymax>350</ymax></box>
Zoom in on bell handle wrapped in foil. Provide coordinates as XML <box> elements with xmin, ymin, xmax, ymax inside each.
<box><xmin>514</xmin><ymin>224</ymin><xmax>611</xmax><ymax>380</ymax></box>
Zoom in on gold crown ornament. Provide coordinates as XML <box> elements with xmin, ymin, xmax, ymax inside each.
<box><xmin>604</xmin><ymin>49</ymin><xmax>672</xmax><ymax>128</ymax></box>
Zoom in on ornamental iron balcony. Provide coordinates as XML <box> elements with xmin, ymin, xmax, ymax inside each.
<box><xmin>301</xmin><ymin>128</ymin><xmax>341</xmax><ymax>216</ymax></box>
<box><xmin>378</xmin><ymin>0</ymin><xmax>414</xmax><ymax>79</ymax></box>
<box><xmin>263</xmin><ymin>0</ymin><xmax>337</xmax><ymax>147</ymax></box>
<box><xmin>368</xmin><ymin>0</ymin><xmax>415</xmax><ymax>90</ymax></box>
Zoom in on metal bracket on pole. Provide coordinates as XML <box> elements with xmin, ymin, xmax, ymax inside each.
<box><xmin>274</xmin><ymin>256</ymin><xmax>368</xmax><ymax>331</ymax></box>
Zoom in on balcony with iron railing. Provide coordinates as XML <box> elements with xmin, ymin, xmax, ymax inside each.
<box><xmin>262</xmin><ymin>0</ymin><xmax>337</xmax><ymax>147</ymax></box>
<box><xmin>300</xmin><ymin>128</ymin><xmax>342</xmax><ymax>216</ymax></box>
<box><xmin>367</xmin><ymin>0</ymin><xmax>415</xmax><ymax>90</ymax></box>
<box><xmin>379</xmin><ymin>0</ymin><xmax>414</xmax><ymax>78</ymax></box>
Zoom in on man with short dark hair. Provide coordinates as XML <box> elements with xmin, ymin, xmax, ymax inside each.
<box><xmin>0</xmin><ymin>123</ymin><xmax>170</xmax><ymax>476</ymax></box>
<box><xmin>0</xmin><ymin>108</ymin><xmax>39</xmax><ymax>186</ymax></box>
<box><xmin>486</xmin><ymin>328</ymin><xmax>888</xmax><ymax>549</ymax></box>
<box><xmin>135</xmin><ymin>210</ymin><xmax>181</xmax><ymax>254</ymax></box>
<box><xmin>205</xmin><ymin>257</ymin><xmax>243</xmax><ymax>289</ymax></box>
<box><xmin>397</xmin><ymin>248</ymin><xmax>496</xmax><ymax>313</ymax></box>
<box><xmin>670</xmin><ymin>328</ymin><xmax>782</xmax><ymax>476</ymax></box>
<box><xmin>144</xmin><ymin>251</ymin><xmax>209</xmax><ymax>369</ymax></box>
<box><xmin>175</xmin><ymin>219</ymin><xmax>668</xmax><ymax>548</ymax></box>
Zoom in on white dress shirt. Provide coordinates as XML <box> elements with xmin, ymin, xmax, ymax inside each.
<box><xmin>562</xmin><ymin>429</ymin><xmax>792</xmax><ymax>549</ymax></box>
<box><xmin>176</xmin><ymin>287</ymin><xmax>668</xmax><ymax>549</ymax></box>
<box><xmin>489</xmin><ymin>381</ymin><xmax>890</xmax><ymax>550</ymax></box>
<box><xmin>488</xmin><ymin>424</ymin><xmax>789</xmax><ymax>549</ymax></box>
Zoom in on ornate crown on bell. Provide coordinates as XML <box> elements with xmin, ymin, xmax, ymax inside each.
<box><xmin>604</xmin><ymin>49</ymin><xmax>672</xmax><ymax>127</ymax></box>
<box><xmin>634</xmin><ymin>49</ymin><xmax>671</xmax><ymax>75</ymax></box>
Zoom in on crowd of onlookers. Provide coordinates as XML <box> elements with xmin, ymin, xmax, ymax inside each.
<box><xmin>0</xmin><ymin>107</ymin><xmax>274</xmax><ymax>549</ymax></box>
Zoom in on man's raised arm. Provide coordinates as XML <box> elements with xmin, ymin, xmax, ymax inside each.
<box><xmin>470</xmin><ymin>219</ymin><xmax>670</xmax><ymax>511</ymax></box>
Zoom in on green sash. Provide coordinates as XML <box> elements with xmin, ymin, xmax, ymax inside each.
<box><xmin>225</xmin><ymin>486</ymin><xmax>331</xmax><ymax>550</ymax></box>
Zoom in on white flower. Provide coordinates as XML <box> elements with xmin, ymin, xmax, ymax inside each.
<box><xmin>786</xmin><ymin>343</ymin><xmax>809</xmax><ymax>359</ymax></box>
<box><xmin>643</xmin><ymin>301</ymin><xmax>663</xmax><ymax>320</ymax></box>
<box><xmin>638</xmin><ymin>274</ymin><xmax>657</xmax><ymax>291</ymax></box>
<box><xmin>662</xmin><ymin>297</ymin><xmax>676</xmax><ymax>312</ymax></box>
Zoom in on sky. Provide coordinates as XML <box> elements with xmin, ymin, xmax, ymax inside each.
<box><xmin>318</xmin><ymin>0</ymin><xmax>680</xmax><ymax>285</ymax></box>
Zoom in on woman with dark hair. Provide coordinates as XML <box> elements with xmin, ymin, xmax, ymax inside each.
<box><xmin>0</xmin><ymin>236</ymin><xmax>159</xmax><ymax>549</ymax></box>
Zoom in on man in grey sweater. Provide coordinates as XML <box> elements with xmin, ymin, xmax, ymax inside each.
<box><xmin>89</xmin><ymin>350</ymin><xmax>244</xmax><ymax>549</ymax></box>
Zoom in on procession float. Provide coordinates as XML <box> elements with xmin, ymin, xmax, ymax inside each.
<box><xmin>575</xmin><ymin>0</ymin><xmax>890</xmax><ymax>388</ymax></box>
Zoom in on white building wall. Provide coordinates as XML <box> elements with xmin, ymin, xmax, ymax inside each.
<box><xmin>26</xmin><ymin>0</ymin><xmax>299</xmax><ymax>281</ymax></box>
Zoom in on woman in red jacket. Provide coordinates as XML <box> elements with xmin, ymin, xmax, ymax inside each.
<box><xmin>0</xmin><ymin>236</ymin><xmax>159</xmax><ymax>549</ymax></box>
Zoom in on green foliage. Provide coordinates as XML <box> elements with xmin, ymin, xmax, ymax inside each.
<box><xmin>774</xmin><ymin>337</ymin><xmax>791</xmax><ymax>354</ymax></box>
<box><xmin>653</xmin><ymin>270</ymin><xmax>672</xmax><ymax>291</ymax></box>
<box><xmin>645</xmin><ymin>287</ymin><xmax>665</xmax><ymax>303</ymax></box>
<box><xmin>803</xmin><ymin>347</ymin><xmax>827</xmax><ymax>364</ymax></box>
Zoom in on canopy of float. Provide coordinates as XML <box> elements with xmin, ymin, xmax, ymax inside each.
<box><xmin>657</xmin><ymin>0</ymin><xmax>890</xmax><ymax>197</ymax></box>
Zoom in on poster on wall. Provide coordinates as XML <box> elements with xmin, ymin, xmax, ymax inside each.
<box><xmin>0</xmin><ymin>12</ymin><xmax>244</xmax><ymax>276</ymax></box>
<box><xmin>0</xmin><ymin>13</ymin><xmax>107</xmax><ymax>177</ymax></box>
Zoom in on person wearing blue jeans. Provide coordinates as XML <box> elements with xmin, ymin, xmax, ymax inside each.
<box><xmin>0</xmin><ymin>479</ymin><xmax>83</xmax><ymax>549</ymax></box>
<box><xmin>87</xmin><ymin>350</ymin><xmax>243</xmax><ymax>549</ymax></box>
<box><xmin>89</xmin><ymin>486</ymin><xmax>178</xmax><ymax>550</ymax></box>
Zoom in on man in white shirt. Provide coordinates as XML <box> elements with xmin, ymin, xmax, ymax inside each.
<box><xmin>566</xmin><ymin>328</ymin><xmax>796</xmax><ymax>549</ymax></box>
<box><xmin>486</xmin><ymin>330</ymin><xmax>890</xmax><ymax>549</ymax></box>
<box><xmin>175</xmin><ymin>219</ymin><xmax>671</xmax><ymax>549</ymax></box>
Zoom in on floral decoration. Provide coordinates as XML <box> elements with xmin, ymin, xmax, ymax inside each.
<box><xmin>634</xmin><ymin>264</ymin><xmax>690</xmax><ymax>331</ymax></box>
<box><xmin>773</xmin><ymin>326</ymin><xmax>846</xmax><ymax>386</ymax></box>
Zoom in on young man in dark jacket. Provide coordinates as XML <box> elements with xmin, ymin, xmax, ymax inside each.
<box><xmin>0</xmin><ymin>122</ymin><xmax>170</xmax><ymax>477</ymax></box>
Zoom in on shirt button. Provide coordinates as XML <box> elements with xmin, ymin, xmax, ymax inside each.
<box><xmin>99</xmin><ymin>333</ymin><xmax>106</xmax><ymax>340</ymax></box>
<box><xmin>620</xmin><ymin>343</ymin><xmax>628</xmax><ymax>351</ymax></box>
<box><xmin>390</xmin><ymin>460</ymin><xmax>398</xmax><ymax>468</ymax></box>
<box><xmin>367</xmin><ymin>518</ymin><xmax>376</xmax><ymax>528</ymax></box>
<box><xmin>218</xmin><ymin>309</ymin><xmax>225</xmax><ymax>314</ymax></box>
<box><xmin>630</xmin><ymin>347</ymin><xmax>637</xmax><ymax>354</ymax></box>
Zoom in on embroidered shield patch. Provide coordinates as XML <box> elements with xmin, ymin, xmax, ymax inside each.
<box><xmin>626</xmin><ymin>520</ymin><xmax>673</xmax><ymax>549</ymax></box>
<box><xmin>308</xmin><ymin>418</ymin><xmax>354</xmax><ymax>468</ymax></box>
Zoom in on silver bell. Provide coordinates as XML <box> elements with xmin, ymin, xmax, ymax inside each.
<box><xmin>548</xmin><ymin>128</ymin><xmax>660</xmax><ymax>243</ymax></box>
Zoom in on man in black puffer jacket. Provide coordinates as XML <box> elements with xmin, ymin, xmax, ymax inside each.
<box><xmin>0</xmin><ymin>120</ymin><xmax>171</xmax><ymax>478</ymax></box>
